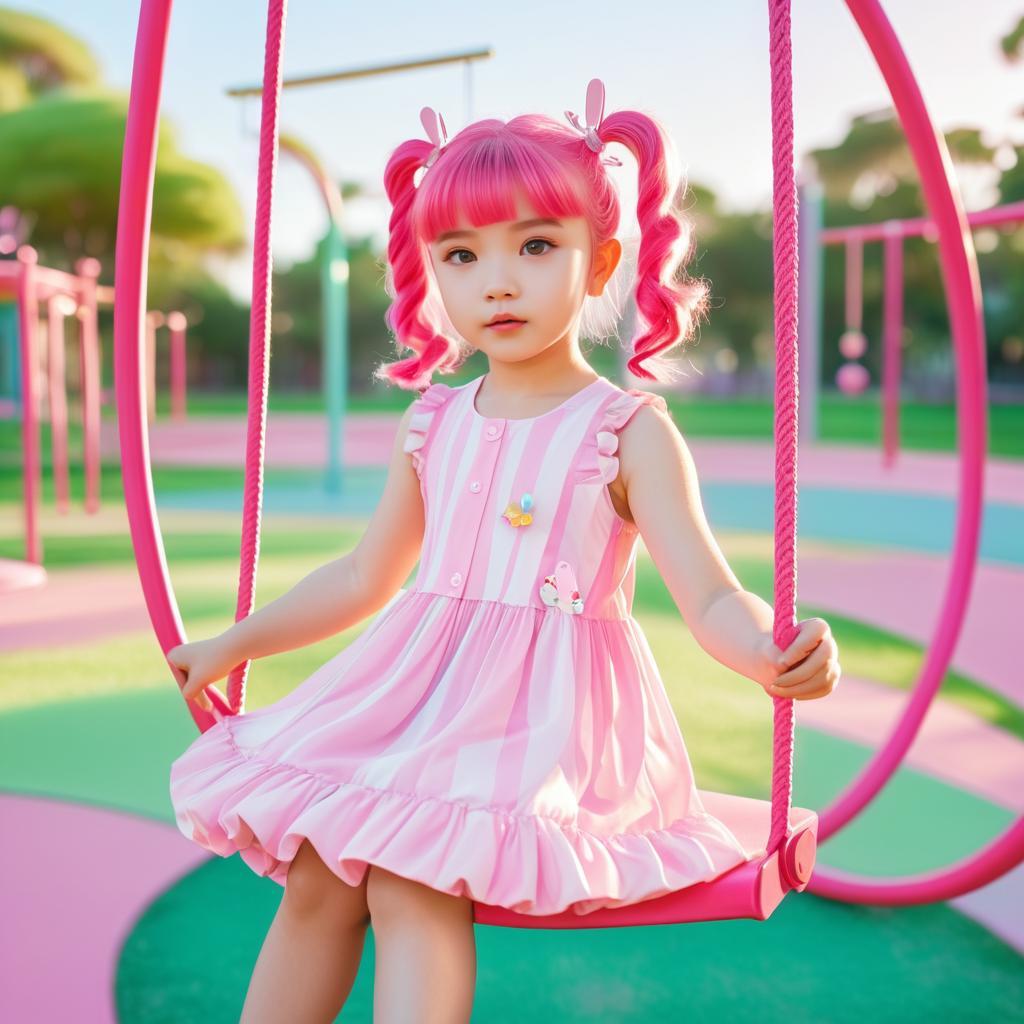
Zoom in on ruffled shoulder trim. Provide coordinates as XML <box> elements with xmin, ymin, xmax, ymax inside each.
<box><xmin>584</xmin><ymin>388</ymin><xmax>671</xmax><ymax>486</ymax></box>
<box><xmin>402</xmin><ymin>382</ymin><xmax>456</xmax><ymax>478</ymax></box>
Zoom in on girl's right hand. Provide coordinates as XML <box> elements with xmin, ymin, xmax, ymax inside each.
<box><xmin>166</xmin><ymin>635</ymin><xmax>241</xmax><ymax>712</ymax></box>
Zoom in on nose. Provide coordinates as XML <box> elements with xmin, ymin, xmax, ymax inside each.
<box><xmin>484</xmin><ymin>260</ymin><xmax>520</xmax><ymax>302</ymax></box>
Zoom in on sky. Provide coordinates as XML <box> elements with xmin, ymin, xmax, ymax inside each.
<box><xmin>17</xmin><ymin>1</ymin><xmax>1024</xmax><ymax>298</ymax></box>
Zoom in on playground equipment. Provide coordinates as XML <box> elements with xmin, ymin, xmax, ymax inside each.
<box><xmin>1</xmin><ymin>245</ymin><xmax>186</xmax><ymax>580</ymax></box>
<box><xmin>818</xmin><ymin>198</ymin><xmax>1024</xmax><ymax>466</ymax></box>
<box><xmin>226</xmin><ymin>50</ymin><xmax>492</xmax><ymax>497</ymax></box>
<box><xmin>115</xmin><ymin>0</ymin><xmax>1022</xmax><ymax>928</ymax></box>
<box><xmin>0</xmin><ymin>246</ymin><xmax>107</xmax><ymax>576</ymax></box>
<box><xmin>143</xmin><ymin>308</ymin><xmax>189</xmax><ymax>423</ymax></box>
<box><xmin>276</xmin><ymin>133</ymin><xmax>349</xmax><ymax>495</ymax></box>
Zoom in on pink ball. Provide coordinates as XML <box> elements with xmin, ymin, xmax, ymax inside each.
<box><xmin>839</xmin><ymin>329</ymin><xmax>868</xmax><ymax>360</ymax></box>
<box><xmin>836</xmin><ymin>362</ymin><xmax>870</xmax><ymax>394</ymax></box>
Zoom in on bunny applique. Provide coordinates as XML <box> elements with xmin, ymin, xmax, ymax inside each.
<box><xmin>539</xmin><ymin>560</ymin><xmax>585</xmax><ymax>615</ymax></box>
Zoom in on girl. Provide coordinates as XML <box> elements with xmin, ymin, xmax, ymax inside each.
<box><xmin>167</xmin><ymin>78</ymin><xmax>841</xmax><ymax>1024</ymax></box>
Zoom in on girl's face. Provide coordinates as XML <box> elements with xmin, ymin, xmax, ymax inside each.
<box><xmin>427</xmin><ymin>191</ymin><xmax>620</xmax><ymax>364</ymax></box>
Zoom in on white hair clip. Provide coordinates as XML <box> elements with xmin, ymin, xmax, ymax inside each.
<box><xmin>565</xmin><ymin>78</ymin><xmax>622</xmax><ymax>167</ymax></box>
<box><xmin>420</xmin><ymin>106</ymin><xmax>449</xmax><ymax>168</ymax></box>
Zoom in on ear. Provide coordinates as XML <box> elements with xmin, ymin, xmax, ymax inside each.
<box><xmin>587</xmin><ymin>237</ymin><xmax>622</xmax><ymax>296</ymax></box>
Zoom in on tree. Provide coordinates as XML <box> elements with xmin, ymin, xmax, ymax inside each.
<box><xmin>0</xmin><ymin>7</ymin><xmax>100</xmax><ymax>112</ymax></box>
<box><xmin>0</xmin><ymin>8</ymin><xmax>245</xmax><ymax>284</ymax></box>
<box><xmin>806</xmin><ymin>108</ymin><xmax>996</xmax><ymax>207</ymax></box>
<box><xmin>0</xmin><ymin>91</ymin><xmax>245</xmax><ymax>273</ymax></box>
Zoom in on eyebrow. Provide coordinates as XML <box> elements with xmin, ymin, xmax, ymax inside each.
<box><xmin>434</xmin><ymin>218</ymin><xmax>564</xmax><ymax>244</ymax></box>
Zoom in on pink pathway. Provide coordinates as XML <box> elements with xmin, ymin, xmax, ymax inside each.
<box><xmin>16</xmin><ymin>420</ymin><xmax>1024</xmax><ymax>951</ymax></box>
<box><xmin>799</xmin><ymin>674</ymin><xmax>1022</xmax><ymax>813</ymax></box>
<box><xmin>799</xmin><ymin>550</ymin><xmax>1021</xmax><ymax>707</ymax></box>
<box><xmin>98</xmin><ymin>414</ymin><xmax>1024</xmax><ymax>506</ymax></box>
<box><xmin>0</xmin><ymin>793</ymin><xmax>209</xmax><ymax>1023</ymax></box>
<box><xmin>800</xmin><ymin>674</ymin><xmax>1024</xmax><ymax>952</ymax></box>
<box><xmin>0</xmin><ymin>564</ymin><xmax>151</xmax><ymax>651</ymax></box>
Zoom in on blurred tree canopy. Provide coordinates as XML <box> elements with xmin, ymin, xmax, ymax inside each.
<box><xmin>0</xmin><ymin>91</ymin><xmax>245</xmax><ymax>274</ymax></box>
<box><xmin>692</xmin><ymin>95</ymin><xmax>1024</xmax><ymax>392</ymax></box>
<box><xmin>0</xmin><ymin>7</ymin><xmax>100</xmax><ymax>111</ymax></box>
<box><xmin>2</xmin><ymin>7</ymin><xmax>1022</xmax><ymax>397</ymax></box>
<box><xmin>0</xmin><ymin>7</ymin><xmax>243</xmax><ymax>292</ymax></box>
<box><xmin>807</xmin><ymin>109</ymin><xmax>996</xmax><ymax>205</ymax></box>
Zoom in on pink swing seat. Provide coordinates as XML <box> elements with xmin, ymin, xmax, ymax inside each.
<box><xmin>473</xmin><ymin>793</ymin><xmax>817</xmax><ymax>928</ymax></box>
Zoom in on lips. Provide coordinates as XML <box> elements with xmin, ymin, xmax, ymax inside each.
<box><xmin>486</xmin><ymin>314</ymin><xmax>525</xmax><ymax>326</ymax></box>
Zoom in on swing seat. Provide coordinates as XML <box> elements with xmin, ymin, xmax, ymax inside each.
<box><xmin>472</xmin><ymin>792</ymin><xmax>817</xmax><ymax>928</ymax></box>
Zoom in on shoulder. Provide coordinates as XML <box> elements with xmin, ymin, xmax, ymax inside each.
<box><xmin>401</xmin><ymin>380</ymin><xmax>458</xmax><ymax>440</ymax></box>
<box><xmin>612</xmin><ymin>389</ymin><xmax>685</xmax><ymax>482</ymax></box>
<box><xmin>599</xmin><ymin>386</ymin><xmax>674</xmax><ymax>440</ymax></box>
<box><xmin>400</xmin><ymin>380</ymin><xmax>462</xmax><ymax>478</ymax></box>
<box><xmin>583</xmin><ymin>384</ymin><xmax>676</xmax><ymax>488</ymax></box>
<box><xmin>619</xmin><ymin>390</ymin><xmax>674</xmax><ymax>435</ymax></box>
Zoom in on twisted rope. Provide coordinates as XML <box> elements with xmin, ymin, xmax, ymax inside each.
<box><xmin>226</xmin><ymin>0</ymin><xmax>288</xmax><ymax>713</ymax></box>
<box><xmin>767</xmin><ymin>0</ymin><xmax>802</xmax><ymax>854</ymax></box>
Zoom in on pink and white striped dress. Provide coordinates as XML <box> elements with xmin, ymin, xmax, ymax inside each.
<box><xmin>170</xmin><ymin>373</ymin><xmax>754</xmax><ymax>916</ymax></box>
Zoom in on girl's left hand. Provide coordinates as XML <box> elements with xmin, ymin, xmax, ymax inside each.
<box><xmin>765</xmin><ymin>617</ymin><xmax>841</xmax><ymax>701</ymax></box>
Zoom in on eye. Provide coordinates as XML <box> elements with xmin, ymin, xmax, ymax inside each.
<box><xmin>442</xmin><ymin>247</ymin><xmax>475</xmax><ymax>265</ymax></box>
<box><xmin>523</xmin><ymin>238</ymin><xmax>555</xmax><ymax>256</ymax></box>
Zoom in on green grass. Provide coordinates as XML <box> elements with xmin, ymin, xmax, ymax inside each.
<box><xmin>2</xmin><ymin>385</ymin><xmax>1022</xmax><ymax>456</ymax></box>
<box><xmin>5</xmin><ymin>505</ymin><xmax>1022</xmax><ymax>1020</ymax></box>
<box><xmin>0</xmin><ymin>461</ymin><xmax>251</xmax><ymax>509</ymax></box>
<box><xmin>2</xmin><ymin>521</ymin><xmax>1019</xmax><ymax>790</ymax></box>
<box><xmin>114</xmin><ymin>829</ymin><xmax>1024</xmax><ymax>1024</ymax></box>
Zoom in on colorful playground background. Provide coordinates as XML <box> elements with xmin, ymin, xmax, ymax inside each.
<box><xmin>2</xmin><ymin>3</ymin><xmax>1024</xmax><ymax>1021</ymax></box>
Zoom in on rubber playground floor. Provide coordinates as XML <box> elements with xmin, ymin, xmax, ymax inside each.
<box><xmin>2</xmin><ymin>409</ymin><xmax>1022</xmax><ymax>1022</ymax></box>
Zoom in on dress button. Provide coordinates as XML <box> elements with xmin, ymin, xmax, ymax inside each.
<box><xmin>449</xmin><ymin>571</ymin><xmax>462</xmax><ymax>586</ymax></box>
<box><xmin>469</xmin><ymin>480</ymin><xmax>481</xmax><ymax>492</ymax></box>
<box><xmin>486</xmin><ymin>424</ymin><xmax>499</xmax><ymax>438</ymax></box>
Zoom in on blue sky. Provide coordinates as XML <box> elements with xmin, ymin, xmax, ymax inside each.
<box><xmin>18</xmin><ymin>1</ymin><xmax>1024</xmax><ymax>297</ymax></box>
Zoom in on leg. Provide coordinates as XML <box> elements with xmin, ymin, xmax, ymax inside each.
<box><xmin>367</xmin><ymin>865</ymin><xmax>477</xmax><ymax>1024</ymax></box>
<box><xmin>240</xmin><ymin>838</ymin><xmax>371</xmax><ymax>1024</ymax></box>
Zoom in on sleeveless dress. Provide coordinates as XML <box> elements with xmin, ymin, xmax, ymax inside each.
<box><xmin>169</xmin><ymin>373</ymin><xmax>755</xmax><ymax>916</ymax></box>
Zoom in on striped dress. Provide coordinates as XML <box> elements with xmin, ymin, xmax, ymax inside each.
<box><xmin>169</xmin><ymin>372</ymin><xmax>754</xmax><ymax>916</ymax></box>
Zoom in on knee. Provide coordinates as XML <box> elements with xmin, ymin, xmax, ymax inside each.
<box><xmin>285</xmin><ymin>839</ymin><xmax>370</xmax><ymax>928</ymax></box>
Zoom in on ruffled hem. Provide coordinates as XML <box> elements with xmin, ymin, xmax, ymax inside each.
<box><xmin>402</xmin><ymin>382</ymin><xmax>455</xmax><ymax>479</ymax></box>
<box><xmin>170</xmin><ymin>720</ymin><xmax>755</xmax><ymax>917</ymax></box>
<box><xmin>579</xmin><ymin>388</ymin><xmax>671</xmax><ymax>485</ymax></box>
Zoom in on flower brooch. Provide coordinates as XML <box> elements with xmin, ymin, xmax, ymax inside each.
<box><xmin>502</xmin><ymin>491</ymin><xmax>534</xmax><ymax>528</ymax></box>
<box><xmin>539</xmin><ymin>560</ymin><xmax>584</xmax><ymax>615</ymax></box>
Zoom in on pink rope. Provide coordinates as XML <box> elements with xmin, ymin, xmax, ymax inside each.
<box><xmin>225</xmin><ymin>0</ymin><xmax>288</xmax><ymax>714</ymax></box>
<box><xmin>767</xmin><ymin>0</ymin><xmax>802</xmax><ymax>855</ymax></box>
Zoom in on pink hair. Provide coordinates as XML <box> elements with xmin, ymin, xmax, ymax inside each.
<box><xmin>375</xmin><ymin>106</ymin><xmax>709</xmax><ymax>390</ymax></box>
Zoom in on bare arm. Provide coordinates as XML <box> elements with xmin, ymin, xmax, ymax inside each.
<box><xmin>218</xmin><ymin>401</ymin><xmax>426</xmax><ymax>664</ymax></box>
<box><xmin>616</xmin><ymin>404</ymin><xmax>779</xmax><ymax>690</ymax></box>
<box><xmin>619</xmin><ymin>404</ymin><xmax>841</xmax><ymax>702</ymax></box>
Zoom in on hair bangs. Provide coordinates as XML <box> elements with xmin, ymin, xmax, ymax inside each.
<box><xmin>412</xmin><ymin>126</ymin><xmax>590</xmax><ymax>246</ymax></box>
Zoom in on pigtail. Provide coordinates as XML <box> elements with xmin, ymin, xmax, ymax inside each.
<box><xmin>597</xmin><ymin>112</ymin><xmax>709</xmax><ymax>383</ymax></box>
<box><xmin>373</xmin><ymin>140</ymin><xmax>462</xmax><ymax>391</ymax></box>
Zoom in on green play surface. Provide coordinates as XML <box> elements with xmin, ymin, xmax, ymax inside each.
<box><xmin>3</xmin><ymin>485</ymin><xmax>1021</xmax><ymax>1020</ymax></box>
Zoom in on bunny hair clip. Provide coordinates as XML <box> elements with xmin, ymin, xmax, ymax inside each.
<box><xmin>564</xmin><ymin>78</ymin><xmax>623</xmax><ymax>167</ymax></box>
<box><xmin>420</xmin><ymin>106</ymin><xmax>448</xmax><ymax>168</ymax></box>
